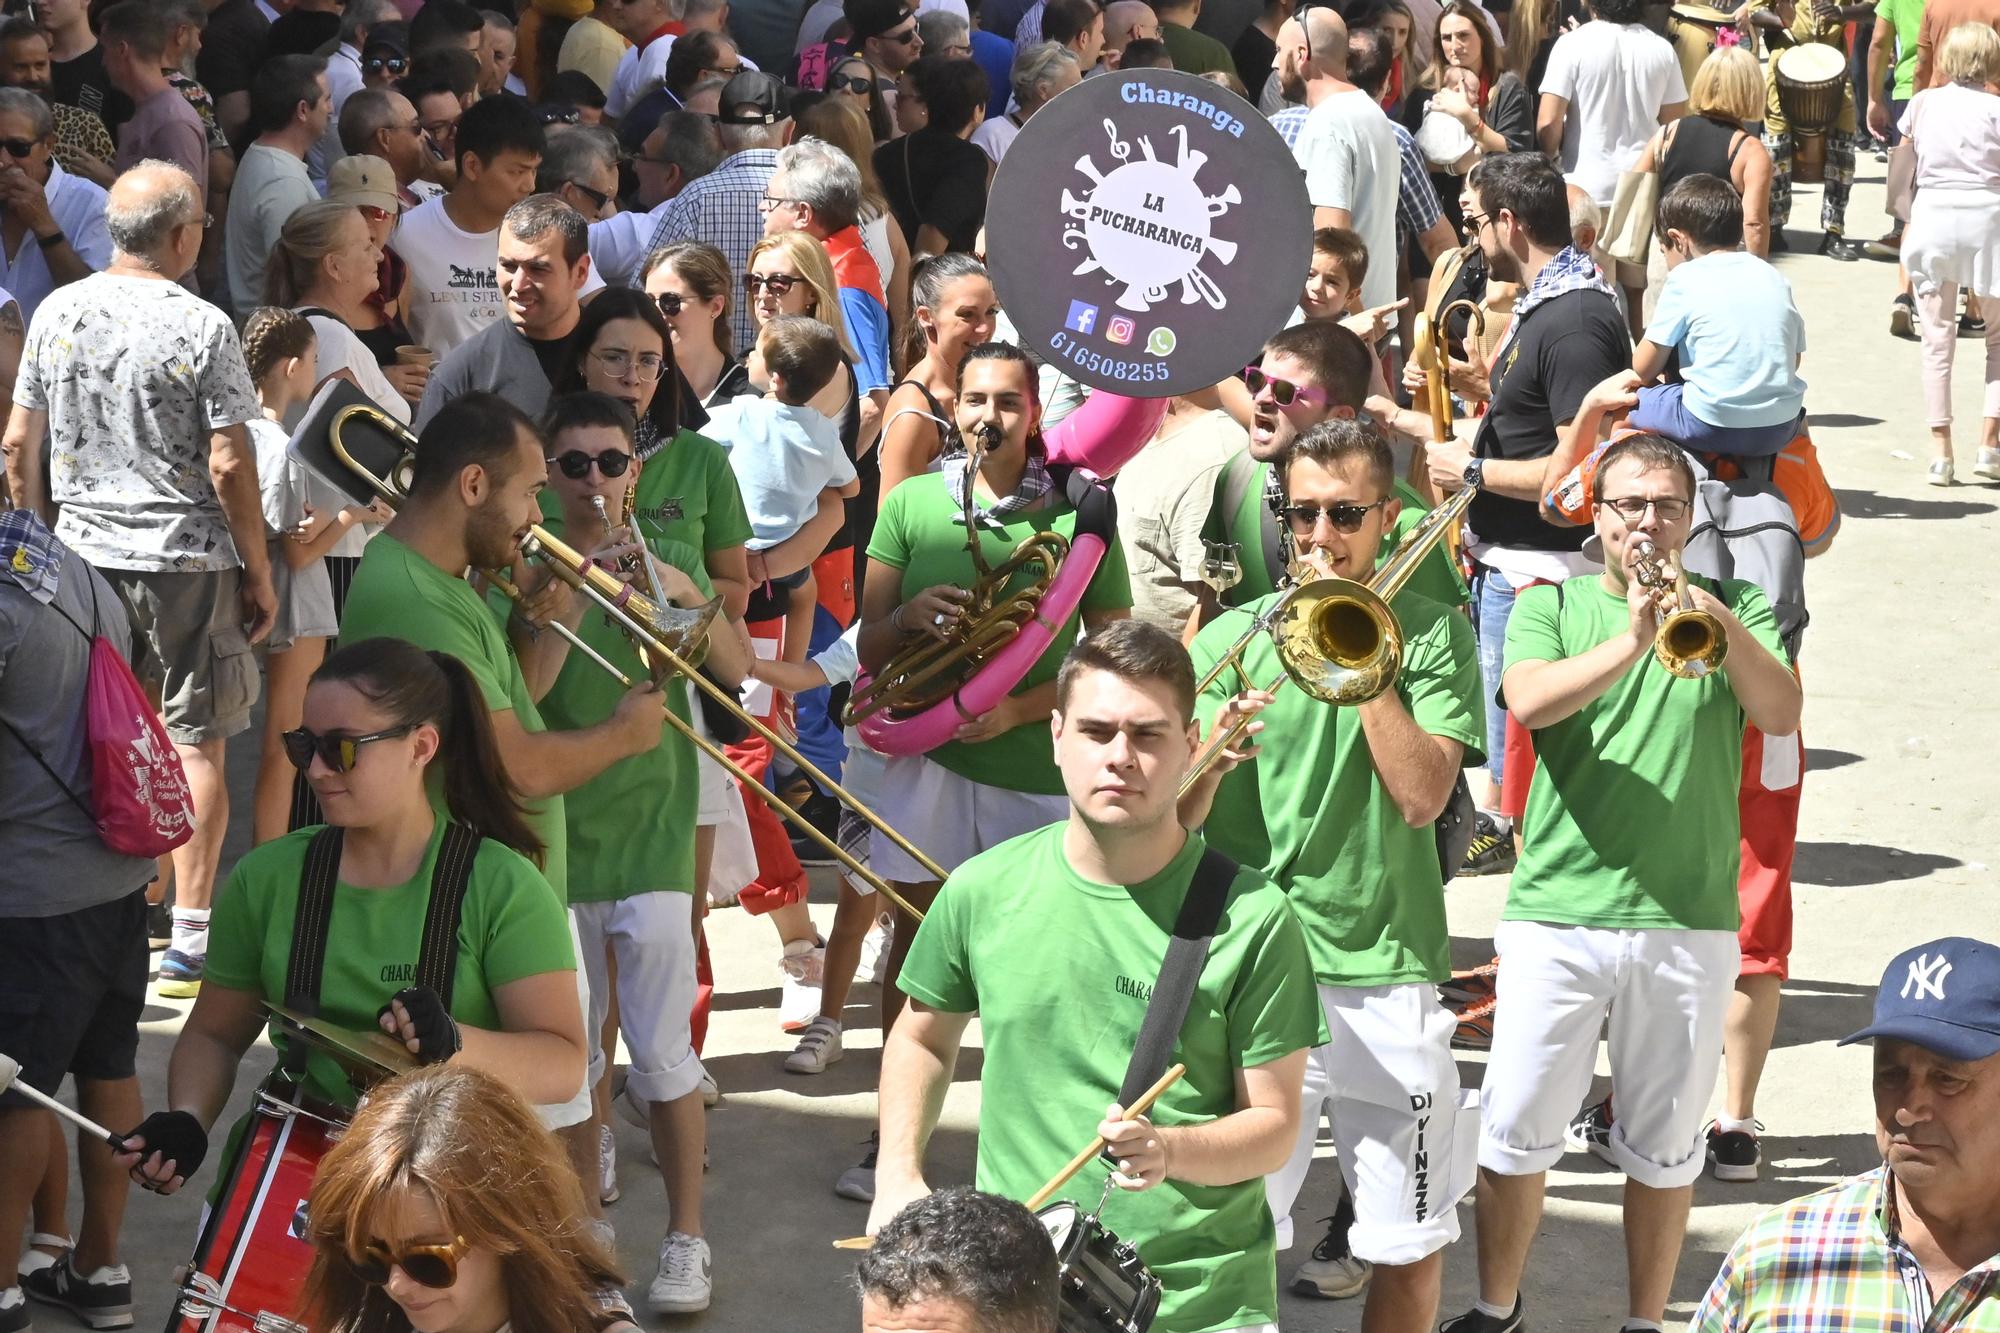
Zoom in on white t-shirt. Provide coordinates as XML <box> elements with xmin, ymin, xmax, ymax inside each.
<box><xmin>607</xmin><ymin>30</ymin><xmax>675</xmax><ymax>117</ymax></box>
<box><xmin>227</xmin><ymin>144</ymin><xmax>319</xmax><ymax>311</ymax></box>
<box><xmin>392</xmin><ymin>196</ymin><xmax>506</xmax><ymax>355</ymax></box>
<box><xmin>1294</xmin><ymin>88</ymin><xmax>1401</xmax><ymax>311</ymax></box>
<box><xmin>311</xmin><ymin>44</ymin><xmax>365</xmax><ymax>187</ymax></box>
<box><xmin>970</xmin><ymin>114</ymin><xmax>1021</xmax><ymax>166</ymax></box>
<box><xmin>796</xmin><ymin>0</ymin><xmax>844</xmax><ymax>52</ymax></box>
<box><xmin>1540</xmin><ymin>21</ymin><xmax>1687</xmax><ymax>207</ymax></box>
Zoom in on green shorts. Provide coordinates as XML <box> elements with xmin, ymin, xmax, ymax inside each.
<box><xmin>100</xmin><ymin>566</ymin><xmax>259</xmax><ymax>744</ymax></box>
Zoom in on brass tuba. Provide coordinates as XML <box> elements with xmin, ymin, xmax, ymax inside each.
<box><xmin>843</xmin><ymin>424</ymin><xmax>1069</xmax><ymax>726</ymax></box>
<box><xmin>1180</xmin><ymin>485</ymin><xmax>1478</xmax><ymax>796</ymax></box>
<box><xmin>312</xmin><ymin>400</ymin><xmax>946</xmax><ymax>917</ymax></box>
<box><xmin>1629</xmin><ymin>538</ymin><xmax>1728</xmax><ymax>679</ymax></box>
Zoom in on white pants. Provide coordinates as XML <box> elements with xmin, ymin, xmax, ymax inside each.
<box><xmin>867</xmin><ymin>751</ymin><xmax>1067</xmax><ymax>882</ymax></box>
<box><xmin>572</xmin><ymin>891</ymin><xmax>705</xmax><ymax>1104</ymax></box>
<box><xmin>534</xmin><ymin>911</ymin><xmax>594</xmax><ymax>1131</ymax></box>
<box><xmin>1265</xmin><ymin>983</ymin><xmax>1463</xmax><ymax>1266</ymax></box>
<box><xmin>1478</xmin><ymin>920</ymin><xmax>1739</xmax><ymax>1189</ymax></box>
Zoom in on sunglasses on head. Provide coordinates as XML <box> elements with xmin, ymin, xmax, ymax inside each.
<box><xmin>364</xmin><ymin>55</ymin><xmax>407</xmax><ymax>75</ymax></box>
<box><xmin>829</xmin><ymin>73</ymin><xmax>872</xmax><ymax>94</ymax></box>
<box><xmin>654</xmin><ymin>291</ymin><xmax>684</xmax><ymax>317</ymax></box>
<box><xmin>743</xmin><ymin>272</ymin><xmax>798</xmax><ymax>296</ymax></box>
<box><xmin>349</xmin><ymin>1236</ymin><xmax>470</xmax><ymax>1290</ymax></box>
<box><xmin>1281</xmin><ymin>499</ymin><xmax>1385</xmax><ymax>536</ymax></box>
<box><xmin>281</xmin><ymin>725</ymin><xmax>414</xmax><ymax>774</ymax></box>
<box><xmin>550</xmin><ymin>448</ymin><xmax>633</xmax><ymax>479</ymax></box>
<box><xmin>1243</xmin><ymin>365</ymin><xmax>1328</xmax><ymax>409</ymax></box>
<box><xmin>0</xmin><ymin>137</ymin><xmax>39</xmax><ymax>158</ymax></box>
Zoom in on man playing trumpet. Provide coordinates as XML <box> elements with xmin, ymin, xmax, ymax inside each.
<box><xmin>1184</xmin><ymin>419</ymin><xmax>1483</xmax><ymax>1331</ymax></box>
<box><xmin>1442</xmin><ymin>433</ymin><xmax>1801</xmax><ymax>1333</ymax></box>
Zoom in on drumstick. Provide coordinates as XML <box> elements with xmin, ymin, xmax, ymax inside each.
<box><xmin>0</xmin><ymin>1053</ymin><xmax>125</xmax><ymax>1149</ymax></box>
<box><xmin>831</xmin><ymin>1063</ymin><xmax>1188</xmax><ymax>1251</ymax></box>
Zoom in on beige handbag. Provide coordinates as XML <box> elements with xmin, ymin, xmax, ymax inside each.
<box><xmin>1603</xmin><ymin>160</ymin><xmax>1662</xmax><ymax>266</ymax></box>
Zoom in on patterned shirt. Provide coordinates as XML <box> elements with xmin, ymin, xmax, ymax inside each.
<box><xmin>644</xmin><ymin>148</ymin><xmax>779</xmax><ymax>357</ymax></box>
<box><xmin>1693</xmin><ymin>1166</ymin><xmax>2000</xmax><ymax>1333</ymax></box>
<box><xmin>1272</xmin><ymin>105</ymin><xmax>1443</xmax><ymax>240</ymax></box>
<box><xmin>49</xmin><ymin>103</ymin><xmax>115</xmax><ymax>180</ymax></box>
<box><xmin>168</xmin><ymin>70</ymin><xmax>233</xmax><ymax>153</ymax></box>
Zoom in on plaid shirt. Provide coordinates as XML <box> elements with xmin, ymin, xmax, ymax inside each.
<box><xmin>1693</xmin><ymin>1166</ymin><xmax>2000</xmax><ymax>1333</ymax></box>
<box><xmin>644</xmin><ymin>148</ymin><xmax>779</xmax><ymax>356</ymax></box>
<box><xmin>1271</xmin><ymin>105</ymin><xmax>1443</xmax><ymax>241</ymax></box>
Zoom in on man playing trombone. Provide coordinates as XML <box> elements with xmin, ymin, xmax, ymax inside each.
<box><xmin>1442</xmin><ymin>433</ymin><xmax>1802</xmax><ymax>1333</ymax></box>
<box><xmin>1184</xmin><ymin>418</ymin><xmax>1483</xmax><ymax>1333</ymax></box>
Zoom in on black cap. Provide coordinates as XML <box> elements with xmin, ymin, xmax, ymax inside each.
<box><xmin>362</xmin><ymin>20</ymin><xmax>410</xmax><ymax>56</ymax></box>
<box><xmin>843</xmin><ymin>0</ymin><xmax>916</xmax><ymax>42</ymax></box>
<box><xmin>717</xmin><ymin>71</ymin><xmax>793</xmax><ymax>125</ymax></box>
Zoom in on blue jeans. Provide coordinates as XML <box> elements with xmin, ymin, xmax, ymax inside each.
<box><xmin>1470</xmin><ymin>564</ymin><xmax>1518</xmax><ymax>787</ymax></box>
<box><xmin>1631</xmin><ymin>383</ymin><xmax>1802</xmax><ymax>457</ymax></box>
<box><xmin>786</xmin><ymin>602</ymin><xmax>848</xmax><ymax>786</ymax></box>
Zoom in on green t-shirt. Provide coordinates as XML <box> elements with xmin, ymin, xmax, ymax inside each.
<box><xmin>534</xmin><ymin>519</ymin><xmax>710</xmax><ymax>901</ymax></box>
<box><xmin>542</xmin><ymin>428</ymin><xmax>753</xmax><ymax>558</ymax></box>
<box><xmin>204</xmin><ymin>820</ymin><xmax>575</xmax><ymax>1108</ymax></box>
<box><xmin>866</xmin><ymin>473</ymin><xmax>1133</xmax><ymax>795</ymax></box>
<box><xmin>336</xmin><ymin>533</ymin><xmax>568</xmax><ymax>902</ymax></box>
<box><xmin>897</xmin><ymin>825</ymin><xmax>1325</xmax><ymax>1333</ymax></box>
<box><xmin>1192</xmin><ymin>586</ymin><xmax>1484</xmax><ymax>987</ymax></box>
<box><xmin>1501</xmin><ymin>574</ymin><xmax>1786</xmax><ymax>931</ymax></box>
<box><xmin>1875</xmin><ymin>0</ymin><xmax>1922</xmax><ymax>100</ymax></box>
<box><xmin>1202</xmin><ymin>455</ymin><xmax>1467</xmax><ymax>612</ymax></box>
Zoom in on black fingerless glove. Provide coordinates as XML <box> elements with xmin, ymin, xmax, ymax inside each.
<box><xmin>121</xmin><ymin>1110</ymin><xmax>208</xmax><ymax>1178</ymax></box>
<box><xmin>379</xmin><ymin>984</ymin><xmax>462</xmax><ymax>1064</ymax></box>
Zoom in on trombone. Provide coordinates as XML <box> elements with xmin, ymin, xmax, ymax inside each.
<box><xmin>320</xmin><ymin>403</ymin><xmax>945</xmax><ymax>917</ymax></box>
<box><xmin>1629</xmin><ymin>539</ymin><xmax>1728</xmax><ymax>679</ymax></box>
<box><xmin>1180</xmin><ymin>485</ymin><xmax>1478</xmax><ymax>797</ymax></box>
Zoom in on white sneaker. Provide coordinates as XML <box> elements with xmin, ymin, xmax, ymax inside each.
<box><xmin>586</xmin><ymin>1217</ymin><xmax>616</xmax><ymax>1253</ymax></box>
<box><xmin>779</xmin><ymin>939</ymin><xmax>825</xmax><ymax>1033</ymax></box>
<box><xmin>700</xmin><ymin>1067</ymin><xmax>722</xmax><ymax>1107</ymax></box>
<box><xmin>647</xmin><ymin>1233</ymin><xmax>712</xmax><ymax>1314</ymax></box>
<box><xmin>784</xmin><ymin>1016</ymin><xmax>844</xmax><ymax>1074</ymax></box>
<box><xmin>1929</xmin><ymin>457</ymin><xmax>1955</xmax><ymax>486</ymax></box>
<box><xmin>858</xmin><ymin>912</ymin><xmax>893</xmax><ymax>986</ymax></box>
<box><xmin>1974</xmin><ymin>447</ymin><xmax>2000</xmax><ymax>481</ymax></box>
<box><xmin>598</xmin><ymin>1124</ymin><xmax>619</xmax><ymax>1205</ymax></box>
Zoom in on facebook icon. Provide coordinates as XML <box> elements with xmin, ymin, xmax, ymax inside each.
<box><xmin>1064</xmin><ymin>300</ymin><xmax>1099</xmax><ymax>335</ymax></box>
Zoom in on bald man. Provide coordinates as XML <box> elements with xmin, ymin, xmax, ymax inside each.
<box><xmin>1102</xmin><ymin>0</ymin><xmax>1161</xmax><ymax>66</ymax></box>
<box><xmin>1282</xmin><ymin>8</ymin><xmax>1402</xmax><ymax>311</ymax></box>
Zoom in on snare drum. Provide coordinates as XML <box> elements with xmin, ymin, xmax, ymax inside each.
<box><xmin>1037</xmin><ymin>1202</ymin><xmax>1160</xmax><ymax>1333</ymax></box>
<box><xmin>168</xmin><ymin>1084</ymin><xmax>350</xmax><ymax>1333</ymax></box>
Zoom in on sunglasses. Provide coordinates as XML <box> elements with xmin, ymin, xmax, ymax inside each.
<box><xmin>566</xmin><ymin>180</ymin><xmax>610</xmax><ymax>209</ymax></box>
<box><xmin>654</xmin><ymin>292</ymin><xmax>684</xmax><ymax>317</ymax></box>
<box><xmin>1243</xmin><ymin>365</ymin><xmax>1328</xmax><ymax>409</ymax></box>
<box><xmin>1281</xmin><ymin>500</ymin><xmax>1385</xmax><ymax>536</ymax></box>
<box><xmin>281</xmin><ymin>725</ymin><xmax>414</xmax><ymax>774</ymax></box>
<box><xmin>743</xmin><ymin>272</ymin><xmax>798</xmax><ymax>296</ymax></box>
<box><xmin>881</xmin><ymin>25</ymin><xmax>920</xmax><ymax>43</ymax></box>
<box><xmin>0</xmin><ymin>137</ymin><xmax>39</xmax><ymax>158</ymax></box>
<box><xmin>358</xmin><ymin>204</ymin><xmax>393</xmax><ymax>224</ymax></box>
<box><xmin>349</xmin><ymin>1236</ymin><xmax>470</xmax><ymax>1290</ymax></box>
<box><xmin>550</xmin><ymin>448</ymin><xmax>633</xmax><ymax>479</ymax></box>
<box><xmin>364</xmin><ymin>55</ymin><xmax>407</xmax><ymax>75</ymax></box>
<box><xmin>828</xmin><ymin>73</ymin><xmax>872</xmax><ymax>94</ymax></box>
<box><xmin>540</xmin><ymin>106</ymin><xmax>582</xmax><ymax>125</ymax></box>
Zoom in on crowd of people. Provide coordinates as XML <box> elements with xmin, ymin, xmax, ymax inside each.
<box><xmin>0</xmin><ymin>0</ymin><xmax>1997</xmax><ymax>1330</ymax></box>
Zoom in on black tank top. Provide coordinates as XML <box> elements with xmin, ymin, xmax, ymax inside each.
<box><xmin>1660</xmin><ymin>115</ymin><xmax>1747</xmax><ymax>199</ymax></box>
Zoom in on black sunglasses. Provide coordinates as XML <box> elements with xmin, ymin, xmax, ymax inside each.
<box><xmin>881</xmin><ymin>25</ymin><xmax>919</xmax><ymax>43</ymax></box>
<box><xmin>282</xmin><ymin>725</ymin><xmax>414</xmax><ymax>774</ymax></box>
<box><xmin>550</xmin><ymin>448</ymin><xmax>633</xmax><ymax>479</ymax></box>
<box><xmin>349</xmin><ymin>1236</ymin><xmax>469</xmax><ymax>1290</ymax></box>
<box><xmin>654</xmin><ymin>291</ymin><xmax>684</xmax><ymax>317</ymax></box>
<box><xmin>0</xmin><ymin>137</ymin><xmax>38</xmax><ymax>158</ymax></box>
<box><xmin>1281</xmin><ymin>500</ymin><xmax>1386</xmax><ymax>536</ymax></box>
<box><xmin>566</xmin><ymin>179</ymin><xmax>610</xmax><ymax>208</ymax></box>
<box><xmin>828</xmin><ymin>73</ymin><xmax>873</xmax><ymax>95</ymax></box>
<box><xmin>540</xmin><ymin>105</ymin><xmax>582</xmax><ymax>125</ymax></box>
<box><xmin>364</xmin><ymin>55</ymin><xmax>407</xmax><ymax>75</ymax></box>
<box><xmin>743</xmin><ymin>272</ymin><xmax>798</xmax><ymax>296</ymax></box>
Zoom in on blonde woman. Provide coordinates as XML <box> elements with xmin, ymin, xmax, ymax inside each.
<box><xmin>796</xmin><ymin>95</ymin><xmax>914</xmax><ymax>333</ymax></box>
<box><xmin>1899</xmin><ymin>22</ymin><xmax>2000</xmax><ymax>485</ymax></box>
<box><xmin>1632</xmin><ymin>47</ymin><xmax>1774</xmax><ymax>260</ymax></box>
<box><xmin>640</xmin><ymin>242</ymin><xmax>749</xmax><ymax>410</ymax></box>
<box><xmin>743</xmin><ymin>232</ymin><xmax>869</xmax><ymax>454</ymax></box>
<box><xmin>264</xmin><ymin>202</ymin><xmax>419</xmax><ymax>417</ymax></box>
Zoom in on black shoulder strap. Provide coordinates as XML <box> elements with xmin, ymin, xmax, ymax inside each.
<box><xmin>414</xmin><ymin>823</ymin><xmax>481</xmax><ymax>1008</ymax></box>
<box><xmin>1115</xmin><ymin>846</ymin><xmax>1238</xmax><ymax>1112</ymax></box>
<box><xmin>1216</xmin><ymin>451</ymin><xmax>1285</xmax><ymax>601</ymax></box>
<box><xmin>284</xmin><ymin>825</ymin><xmax>346</xmax><ymax>1015</ymax></box>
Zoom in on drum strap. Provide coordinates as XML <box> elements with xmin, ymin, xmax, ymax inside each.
<box><xmin>1113</xmin><ymin>846</ymin><xmax>1238</xmax><ymax>1114</ymax></box>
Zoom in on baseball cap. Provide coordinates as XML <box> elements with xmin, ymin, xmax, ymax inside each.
<box><xmin>1839</xmin><ymin>937</ymin><xmax>2000</xmax><ymax>1063</ymax></box>
<box><xmin>717</xmin><ymin>71</ymin><xmax>793</xmax><ymax>125</ymax></box>
<box><xmin>326</xmin><ymin>155</ymin><xmax>401</xmax><ymax>214</ymax></box>
<box><xmin>362</xmin><ymin>21</ymin><xmax>410</xmax><ymax>57</ymax></box>
<box><xmin>843</xmin><ymin>0</ymin><xmax>916</xmax><ymax>43</ymax></box>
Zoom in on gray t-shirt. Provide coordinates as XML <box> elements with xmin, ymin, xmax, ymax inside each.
<box><xmin>14</xmin><ymin>272</ymin><xmax>262</xmax><ymax>573</ymax></box>
<box><xmin>225</xmin><ymin>142</ymin><xmax>317</xmax><ymax>310</ymax></box>
<box><xmin>414</xmin><ymin>318</ymin><xmax>567</xmax><ymax>430</ymax></box>
<box><xmin>0</xmin><ymin>518</ymin><xmax>157</xmax><ymax>917</ymax></box>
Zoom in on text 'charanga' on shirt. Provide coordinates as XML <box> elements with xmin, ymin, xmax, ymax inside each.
<box><xmin>897</xmin><ymin>824</ymin><xmax>1326</xmax><ymax>1333</ymax></box>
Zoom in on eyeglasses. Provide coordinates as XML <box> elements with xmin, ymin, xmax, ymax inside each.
<box><xmin>1602</xmin><ymin>495</ymin><xmax>1691</xmax><ymax>522</ymax></box>
<box><xmin>589</xmin><ymin>348</ymin><xmax>665</xmax><ymax>382</ymax></box>
<box><xmin>828</xmin><ymin>73</ymin><xmax>872</xmax><ymax>94</ymax></box>
<box><xmin>550</xmin><ymin>448</ymin><xmax>634</xmax><ymax>478</ymax></box>
<box><xmin>1462</xmin><ymin>210</ymin><xmax>1492</xmax><ymax>234</ymax></box>
<box><xmin>1242</xmin><ymin>365</ymin><xmax>1328</xmax><ymax>409</ymax></box>
<box><xmin>349</xmin><ymin>1236</ymin><xmax>470</xmax><ymax>1290</ymax></box>
<box><xmin>566</xmin><ymin>180</ymin><xmax>611</xmax><ymax>210</ymax></box>
<box><xmin>421</xmin><ymin>118</ymin><xmax>459</xmax><ymax>140</ymax></box>
<box><xmin>654</xmin><ymin>292</ymin><xmax>684</xmax><ymax>317</ymax></box>
<box><xmin>0</xmin><ymin>137</ymin><xmax>39</xmax><ymax>158</ymax></box>
<box><xmin>364</xmin><ymin>55</ymin><xmax>408</xmax><ymax>75</ymax></box>
<box><xmin>1281</xmin><ymin>500</ymin><xmax>1385</xmax><ymax>536</ymax></box>
<box><xmin>282</xmin><ymin>725</ymin><xmax>415</xmax><ymax>774</ymax></box>
<box><xmin>358</xmin><ymin>204</ymin><xmax>393</xmax><ymax>224</ymax></box>
<box><xmin>743</xmin><ymin>272</ymin><xmax>799</xmax><ymax>296</ymax></box>
<box><xmin>758</xmin><ymin>194</ymin><xmax>801</xmax><ymax>214</ymax></box>
<box><xmin>179</xmin><ymin>212</ymin><xmax>214</xmax><ymax>231</ymax></box>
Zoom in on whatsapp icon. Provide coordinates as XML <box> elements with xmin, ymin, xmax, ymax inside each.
<box><xmin>1146</xmin><ymin>327</ymin><xmax>1177</xmax><ymax>356</ymax></box>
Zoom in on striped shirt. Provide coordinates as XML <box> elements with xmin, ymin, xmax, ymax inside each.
<box><xmin>644</xmin><ymin>148</ymin><xmax>780</xmax><ymax>356</ymax></box>
<box><xmin>1692</xmin><ymin>1166</ymin><xmax>2000</xmax><ymax>1332</ymax></box>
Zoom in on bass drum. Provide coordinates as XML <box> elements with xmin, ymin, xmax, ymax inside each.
<box><xmin>1037</xmin><ymin>1202</ymin><xmax>1161</xmax><ymax>1333</ymax></box>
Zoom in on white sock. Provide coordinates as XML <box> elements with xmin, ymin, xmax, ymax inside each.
<box><xmin>170</xmin><ymin>907</ymin><xmax>210</xmax><ymax>957</ymax></box>
<box><xmin>1476</xmin><ymin>808</ymin><xmax>1513</xmax><ymax>834</ymax></box>
<box><xmin>1475</xmin><ymin>1297</ymin><xmax>1516</xmax><ymax>1320</ymax></box>
<box><xmin>1717</xmin><ymin>1114</ymin><xmax>1757</xmax><ymax>1136</ymax></box>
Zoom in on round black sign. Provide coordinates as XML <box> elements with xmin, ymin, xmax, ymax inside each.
<box><xmin>986</xmin><ymin>69</ymin><xmax>1313</xmax><ymax>398</ymax></box>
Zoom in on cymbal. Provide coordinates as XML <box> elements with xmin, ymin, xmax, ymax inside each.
<box><xmin>265</xmin><ymin>1002</ymin><xmax>417</xmax><ymax>1081</ymax></box>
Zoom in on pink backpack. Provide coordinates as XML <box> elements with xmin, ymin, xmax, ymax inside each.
<box><xmin>3</xmin><ymin>572</ymin><xmax>195</xmax><ymax>858</ymax></box>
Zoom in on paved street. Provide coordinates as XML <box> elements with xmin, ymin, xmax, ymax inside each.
<box><xmin>31</xmin><ymin>163</ymin><xmax>2000</xmax><ymax>1332</ymax></box>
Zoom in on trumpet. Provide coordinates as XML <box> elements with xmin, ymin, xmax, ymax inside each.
<box><xmin>1629</xmin><ymin>539</ymin><xmax>1728</xmax><ymax>679</ymax></box>
<box><xmin>1181</xmin><ymin>485</ymin><xmax>1478</xmax><ymax>797</ymax></box>
<box><xmin>844</xmin><ymin>423</ymin><xmax>1069</xmax><ymax>726</ymax></box>
<box><xmin>318</xmin><ymin>402</ymin><xmax>946</xmax><ymax>917</ymax></box>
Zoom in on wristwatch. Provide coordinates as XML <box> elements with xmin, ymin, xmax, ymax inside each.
<box><xmin>1463</xmin><ymin>457</ymin><xmax>1486</xmax><ymax>492</ymax></box>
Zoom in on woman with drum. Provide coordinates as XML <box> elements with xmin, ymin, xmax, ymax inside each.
<box><xmin>303</xmin><ymin>1064</ymin><xmax>620</xmax><ymax>1333</ymax></box>
<box><xmin>876</xmin><ymin>254</ymin><xmax>1000</xmax><ymax>496</ymax></box>
<box><xmin>1897</xmin><ymin>22</ymin><xmax>2000</xmax><ymax>486</ymax></box>
<box><xmin>114</xmin><ymin>639</ymin><xmax>585</xmax><ymax>1197</ymax></box>
<box><xmin>1631</xmin><ymin>48</ymin><xmax>1775</xmax><ymax>260</ymax></box>
<box><xmin>1401</xmin><ymin>0</ymin><xmax>1538</xmax><ymax>232</ymax></box>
